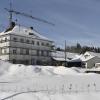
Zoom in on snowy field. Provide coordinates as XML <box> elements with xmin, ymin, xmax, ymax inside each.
<box><xmin>0</xmin><ymin>61</ymin><xmax>100</xmax><ymax>100</ymax></box>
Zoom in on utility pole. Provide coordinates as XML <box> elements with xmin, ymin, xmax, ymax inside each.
<box><xmin>65</xmin><ymin>40</ymin><xmax>67</xmax><ymax>67</ymax></box>
<box><xmin>9</xmin><ymin>0</ymin><xmax>13</xmax><ymax>27</ymax></box>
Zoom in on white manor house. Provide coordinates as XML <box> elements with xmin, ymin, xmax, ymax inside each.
<box><xmin>0</xmin><ymin>22</ymin><xmax>54</xmax><ymax>65</ymax></box>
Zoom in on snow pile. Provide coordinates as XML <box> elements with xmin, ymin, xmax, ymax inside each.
<box><xmin>0</xmin><ymin>60</ymin><xmax>11</xmax><ymax>75</ymax></box>
<box><xmin>7</xmin><ymin>65</ymin><xmax>54</xmax><ymax>76</ymax></box>
<box><xmin>53</xmin><ymin>66</ymin><xmax>78</xmax><ymax>75</ymax></box>
<box><xmin>7</xmin><ymin>65</ymin><xmax>79</xmax><ymax>76</ymax></box>
<box><xmin>0</xmin><ymin>61</ymin><xmax>80</xmax><ymax>77</ymax></box>
<box><xmin>71</xmin><ymin>67</ymin><xmax>81</xmax><ymax>73</ymax></box>
<box><xmin>38</xmin><ymin>66</ymin><xmax>55</xmax><ymax>75</ymax></box>
<box><xmin>0</xmin><ymin>60</ymin><xmax>100</xmax><ymax>100</ymax></box>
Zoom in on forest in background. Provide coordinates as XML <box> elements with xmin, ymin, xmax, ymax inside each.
<box><xmin>56</xmin><ymin>43</ymin><xmax>100</xmax><ymax>54</ymax></box>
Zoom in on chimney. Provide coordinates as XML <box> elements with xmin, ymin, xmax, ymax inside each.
<box><xmin>5</xmin><ymin>21</ymin><xmax>15</xmax><ymax>32</ymax></box>
<box><xmin>30</xmin><ymin>26</ymin><xmax>33</xmax><ymax>30</ymax></box>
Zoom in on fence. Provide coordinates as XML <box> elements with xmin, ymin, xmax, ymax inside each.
<box><xmin>0</xmin><ymin>82</ymin><xmax>99</xmax><ymax>100</ymax></box>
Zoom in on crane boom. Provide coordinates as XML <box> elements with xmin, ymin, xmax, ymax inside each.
<box><xmin>5</xmin><ymin>8</ymin><xmax>55</xmax><ymax>26</ymax></box>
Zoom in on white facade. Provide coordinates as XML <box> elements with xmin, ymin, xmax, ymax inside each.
<box><xmin>0</xmin><ymin>24</ymin><xmax>54</xmax><ymax>65</ymax></box>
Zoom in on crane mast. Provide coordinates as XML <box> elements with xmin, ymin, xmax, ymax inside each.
<box><xmin>9</xmin><ymin>1</ymin><xmax>13</xmax><ymax>27</ymax></box>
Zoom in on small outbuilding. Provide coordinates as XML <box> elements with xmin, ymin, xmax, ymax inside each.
<box><xmin>51</xmin><ymin>51</ymin><xmax>80</xmax><ymax>67</ymax></box>
<box><xmin>80</xmin><ymin>51</ymin><xmax>100</xmax><ymax>68</ymax></box>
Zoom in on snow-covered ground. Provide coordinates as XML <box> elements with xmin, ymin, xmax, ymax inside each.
<box><xmin>0</xmin><ymin>60</ymin><xmax>100</xmax><ymax>100</ymax></box>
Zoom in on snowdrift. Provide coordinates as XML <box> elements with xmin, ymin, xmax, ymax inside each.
<box><xmin>53</xmin><ymin>66</ymin><xmax>78</xmax><ymax>75</ymax></box>
<box><xmin>0</xmin><ymin>60</ymin><xmax>11</xmax><ymax>76</ymax></box>
<box><xmin>0</xmin><ymin>60</ymin><xmax>80</xmax><ymax>77</ymax></box>
<box><xmin>0</xmin><ymin>60</ymin><xmax>100</xmax><ymax>100</ymax></box>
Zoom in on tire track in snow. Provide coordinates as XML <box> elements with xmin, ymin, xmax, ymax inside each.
<box><xmin>0</xmin><ymin>90</ymin><xmax>48</xmax><ymax>100</ymax></box>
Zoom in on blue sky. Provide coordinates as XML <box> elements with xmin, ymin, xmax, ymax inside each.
<box><xmin>0</xmin><ymin>0</ymin><xmax>100</xmax><ymax>47</ymax></box>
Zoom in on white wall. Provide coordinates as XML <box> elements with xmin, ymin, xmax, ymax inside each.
<box><xmin>85</xmin><ymin>57</ymin><xmax>100</xmax><ymax>68</ymax></box>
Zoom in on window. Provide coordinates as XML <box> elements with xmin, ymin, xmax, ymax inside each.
<box><xmin>1</xmin><ymin>48</ymin><xmax>3</xmax><ymax>54</ymax></box>
<box><xmin>26</xmin><ymin>49</ymin><xmax>29</xmax><ymax>55</ymax></box>
<box><xmin>13</xmin><ymin>49</ymin><xmax>17</xmax><ymax>54</ymax></box>
<box><xmin>41</xmin><ymin>42</ymin><xmax>44</xmax><ymax>46</ymax></box>
<box><xmin>37</xmin><ymin>41</ymin><xmax>40</xmax><ymax>46</ymax></box>
<box><xmin>1</xmin><ymin>39</ymin><xmax>3</xmax><ymax>43</ymax></box>
<box><xmin>0</xmin><ymin>48</ymin><xmax>2</xmax><ymax>54</ymax></box>
<box><xmin>13</xmin><ymin>37</ymin><xmax>17</xmax><ymax>42</ymax></box>
<box><xmin>29</xmin><ymin>32</ymin><xmax>34</xmax><ymax>35</ymax></box>
<box><xmin>0</xmin><ymin>39</ymin><xmax>1</xmax><ymax>43</ymax></box>
<box><xmin>25</xmin><ymin>60</ymin><xmax>29</xmax><ymax>65</ymax></box>
<box><xmin>47</xmin><ymin>51</ymin><xmax>49</xmax><ymax>56</ymax></box>
<box><xmin>41</xmin><ymin>50</ymin><xmax>44</xmax><ymax>56</ymax></box>
<box><xmin>20</xmin><ymin>38</ymin><xmax>24</xmax><ymax>43</ymax></box>
<box><xmin>4</xmin><ymin>49</ymin><xmax>7</xmax><ymax>54</ymax></box>
<box><xmin>32</xmin><ymin>41</ymin><xmax>34</xmax><ymax>45</ymax></box>
<box><xmin>37</xmin><ymin>50</ymin><xmax>39</xmax><ymax>56</ymax></box>
<box><xmin>26</xmin><ymin>39</ymin><xmax>30</xmax><ymax>44</ymax></box>
<box><xmin>5</xmin><ymin>38</ymin><xmax>7</xmax><ymax>42</ymax></box>
<box><xmin>20</xmin><ymin>49</ymin><xmax>24</xmax><ymax>54</ymax></box>
<box><xmin>84</xmin><ymin>55</ymin><xmax>89</xmax><ymax>59</ymax></box>
<box><xmin>46</xmin><ymin>43</ymin><xmax>49</xmax><ymax>46</ymax></box>
<box><xmin>46</xmin><ymin>51</ymin><xmax>49</xmax><ymax>56</ymax></box>
<box><xmin>12</xmin><ymin>59</ymin><xmax>16</xmax><ymax>64</ymax></box>
<box><xmin>1</xmin><ymin>48</ymin><xmax>7</xmax><ymax>54</ymax></box>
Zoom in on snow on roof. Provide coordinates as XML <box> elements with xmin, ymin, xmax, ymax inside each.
<box><xmin>51</xmin><ymin>51</ymin><xmax>79</xmax><ymax>61</ymax></box>
<box><xmin>81</xmin><ymin>56</ymin><xmax>94</xmax><ymax>62</ymax></box>
<box><xmin>85</xmin><ymin>51</ymin><xmax>100</xmax><ymax>58</ymax></box>
<box><xmin>0</xmin><ymin>25</ymin><xmax>51</xmax><ymax>41</ymax></box>
<box><xmin>72</xmin><ymin>51</ymin><xmax>100</xmax><ymax>62</ymax></box>
<box><xmin>53</xmin><ymin>57</ymin><xmax>70</xmax><ymax>61</ymax></box>
<box><xmin>71</xmin><ymin>54</ymin><xmax>93</xmax><ymax>62</ymax></box>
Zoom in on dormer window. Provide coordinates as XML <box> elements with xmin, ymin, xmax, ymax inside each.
<box><xmin>29</xmin><ymin>32</ymin><xmax>34</xmax><ymax>35</ymax></box>
<box><xmin>84</xmin><ymin>55</ymin><xmax>89</xmax><ymax>58</ymax></box>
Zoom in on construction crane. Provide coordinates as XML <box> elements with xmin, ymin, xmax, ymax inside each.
<box><xmin>5</xmin><ymin>2</ymin><xmax>55</xmax><ymax>27</ymax></box>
